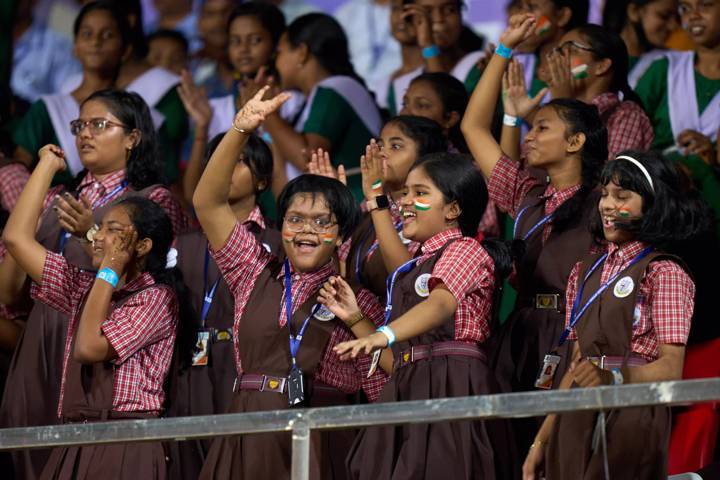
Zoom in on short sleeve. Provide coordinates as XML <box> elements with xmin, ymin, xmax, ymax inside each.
<box><xmin>646</xmin><ymin>260</ymin><xmax>695</xmax><ymax>345</ymax></box>
<box><xmin>0</xmin><ymin>163</ymin><xmax>30</xmax><ymax>212</ymax></box>
<box><xmin>210</xmin><ymin>221</ymin><xmax>269</xmax><ymax>296</ymax></box>
<box><xmin>487</xmin><ymin>154</ymin><xmax>538</xmax><ymax>218</ymax></box>
<box><xmin>301</xmin><ymin>87</ymin><xmax>353</xmax><ymax>146</ymax></box>
<box><xmin>102</xmin><ymin>286</ymin><xmax>177</xmax><ymax>364</ymax></box>
<box><xmin>30</xmin><ymin>251</ymin><xmax>94</xmax><ymax>315</ymax></box>
<box><xmin>428</xmin><ymin>239</ymin><xmax>494</xmax><ymax>305</ymax></box>
<box><xmin>147</xmin><ymin>186</ymin><xmax>193</xmax><ymax>235</ymax></box>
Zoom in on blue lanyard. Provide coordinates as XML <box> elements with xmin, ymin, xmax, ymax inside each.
<box><xmin>284</xmin><ymin>259</ymin><xmax>321</xmax><ymax>367</ymax></box>
<box><xmin>557</xmin><ymin>246</ymin><xmax>653</xmax><ymax>346</ymax></box>
<box><xmin>354</xmin><ymin>220</ymin><xmax>403</xmax><ymax>284</ymax></box>
<box><xmin>513</xmin><ymin>205</ymin><xmax>554</xmax><ymax>241</ymax></box>
<box><xmin>91</xmin><ymin>180</ymin><xmax>128</xmax><ymax>209</ymax></box>
<box><xmin>382</xmin><ymin>257</ymin><xmax>419</xmax><ymax>327</ymax></box>
<box><xmin>200</xmin><ymin>247</ymin><xmax>221</xmax><ymax>327</ymax></box>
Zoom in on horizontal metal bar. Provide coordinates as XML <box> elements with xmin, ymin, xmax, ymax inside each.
<box><xmin>0</xmin><ymin>378</ymin><xmax>717</xmax><ymax>451</ymax></box>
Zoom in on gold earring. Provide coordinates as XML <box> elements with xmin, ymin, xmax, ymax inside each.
<box><xmin>125</xmin><ymin>146</ymin><xmax>132</xmax><ymax>161</ymax></box>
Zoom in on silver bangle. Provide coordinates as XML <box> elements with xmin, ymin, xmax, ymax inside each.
<box><xmin>232</xmin><ymin>124</ymin><xmax>248</xmax><ymax>134</ymax></box>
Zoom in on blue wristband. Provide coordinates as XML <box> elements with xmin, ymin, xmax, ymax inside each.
<box><xmin>377</xmin><ymin>325</ymin><xmax>396</xmax><ymax>346</ymax></box>
<box><xmin>422</xmin><ymin>45</ymin><xmax>440</xmax><ymax>59</ymax></box>
<box><xmin>96</xmin><ymin>267</ymin><xmax>119</xmax><ymax>288</ymax></box>
<box><xmin>495</xmin><ymin>42</ymin><xmax>512</xmax><ymax>59</ymax></box>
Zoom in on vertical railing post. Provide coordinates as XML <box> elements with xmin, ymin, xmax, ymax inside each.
<box><xmin>290</xmin><ymin>420</ymin><xmax>310</xmax><ymax>480</ymax></box>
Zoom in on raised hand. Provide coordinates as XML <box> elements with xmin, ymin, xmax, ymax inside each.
<box><xmin>333</xmin><ymin>331</ymin><xmax>389</xmax><ymax>359</ymax></box>
<box><xmin>678</xmin><ymin>129</ymin><xmax>716</xmax><ymax>165</ymax></box>
<box><xmin>317</xmin><ymin>276</ymin><xmax>360</xmax><ymax>324</ymax></box>
<box><xmin>54</xmin><ymin>192</ymin><xmax>94</xmax><ymax>238</ymax></box>
<box><xmin>101</xmin><ymin>225</ymin><xmax>138</xmax><ymax>277</ymax></box>
<box><xmin>37</xmin><ymin>144</ymin><xmax>67</xmax><ymax>173</ymax></box>
<box><xmin>177</xmin><ymin>69</ymin><xmax>212</xmax><ymax>130</ymax></box>
<box><xmin>499</xmin><ymin>13</ymin><xmax>537</xmax><ymax>50</ymax></box>
<box><xmin>502</xmin><ymin>59</ymin><xmax>547</xmax><ymax>119</ymax></box>
<box><xmin>360</xmin><ymin>139</ymin><xmax>385</xmax><ymax>200</ymax></box>
<box><xmin>233</xmin><ymin>86</ymin><xmax>291</xmax><ymax>133</ymax></box>
<box><xmin>308</xmin><ymin>148</ymin><xmax>347</xmax><ymax>185</ymax></box>
<box><xmin>402</xmin><ymin>4</ymin><xmax>433</xmax><ymax>48</ymax></box>
<box><xmin>239</xmin><ymin>66</ymin><xmax>279</xmax><ymax>108</ymax></box>
<box><xmin>546</xmin><ymin>49</ymin><xmax>574</xmax><ymax>99</ymax></box>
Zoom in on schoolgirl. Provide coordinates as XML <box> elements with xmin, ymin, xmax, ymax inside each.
<box><xmin>523</xmin><ymin>151</ymin><xmax>710</xmax><ymax>480</ymax></box>
<box><xmin>263</xmin><ymin>13</ymin><xmax>382</xmax><ymax>200</ymax></box>
<box><xmin>3</xmin><ymin>144</ymin><xmax>190</xmax><ymax>479</ymax></box>
<box><xmin>193</xmin><ymin>88</ymin><xmax>385</xmax><ymax>479</ymax></box>
<box><xmin>602</xmin><ymin>0</ymin><xmax>679</xmax><ymax>87</ymax></box>
<box><xmin>461</xmin><ymin>13</ymin><xmax>608</xmax><ymax>453</ymax></box>
<box><xmin>167</xmin><ymin>132</ymin><xmax>281</xmax><ymax>480</ymax></box>
<box><xmin>0</xmin><ymin>89</ymin><xmax>187</xmax><ymax>480</ymax></box>
<box><xmin>331</xmin><ymin>153</ymin><xmax>513</xmax><ymax>480</ymax></box>
<box><xmin>542</xmin><ymin>24</ymin><xmax>655</xmax><ymax>157</ymax></box>
<box><xmin>12</xmin><ymin>0</ymin><xmax>129</xmax><ymax>184</ymax></box>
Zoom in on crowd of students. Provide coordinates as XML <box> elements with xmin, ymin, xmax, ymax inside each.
<box><xmin>0</xmin><ymin>0</ymin><xmax>719</xmax><ymax>479</ymax></box>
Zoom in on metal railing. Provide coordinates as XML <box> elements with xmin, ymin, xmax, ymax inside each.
<box><xmin>0</xmin><ymin>378</ymin><xmax>718</xmax><ymax>479</ymax></box>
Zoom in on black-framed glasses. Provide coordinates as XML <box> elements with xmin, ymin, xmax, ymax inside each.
<box><xmin>553</xmin><ymin>40</ymin><xmax>598</xmax><ymax>56</ymax></box>
<box><xmin>70</xmin><ymin>118</ymin><xmax>129</xmax><ymax>136</ymax></box>
<box><xmin>283</xmin><ymin>215</ymin><xmax>337</xmax><ymax>233</ymax></box>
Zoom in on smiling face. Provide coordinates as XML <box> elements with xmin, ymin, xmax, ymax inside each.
<box><xmin>378</xmin><ymin>122</ymin><xmax>420</xmax><ymax>191</ymax></box>
<box><xmin>414</xmin><ymin>0</ymin><xmax>463</xmax><ymax>49</ymax></box>
<box><xmin>74</xmin><ymin>99</ymin><xmax>138</xmax><ymax>175</ymax></box>
<box><xmin>523</xmin><ymin>105</ymin><xmax>577</xmax><ymax>168</ymax></box>
<box><xmin>630</xmin><ymin>0</ymin><xmax>679</xmax><ymax>48</ymax></box>
<box><xmin>599</xmin><ymin>179</ymin><xmax>644</xmax><ymax>244</ymax></box>
<box><xmin>73</xmin><ymin>9</ymin><xmax>125</xmax><ymax>74</ymax></box>
<box><xmin>399</xmin><ymin>166</ymin><xmax>459</xmax><ymax>242</ymax></box>
<box><xmin>679</xmin><ymin>0</ymin><xmax>720</xmax><ymax>48</ymax></box>
<box><xmin>281</xmin><ymin>193</ymin><xmax>340</xmax><ymax>273</ymax></box>
<box><xmin>228</xmin><ymin>15</ymin><xmax>275</xmax><ymax>76</ymax></box>
<box><xmin>90</xmin><ymin>205</ymin><xmax>147</xmax><ymax>269</ymax></box>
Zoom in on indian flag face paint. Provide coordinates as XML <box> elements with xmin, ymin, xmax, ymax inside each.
<box><xmin>618</xmin><ymin>208</ymin><xmax>632</xmax><ymax>219</ymax></box>
<box><xmin>571</xmin><ymin>59</ymin><xmax>589</xmax><ymax>79</ymax></box>
<box><xmin>282</xmin><ymin>232</ymin><xmax>295</xmax><ymax>243</ymax></box>
<box><xmin>321</xmin><ymin>233</ymin><xmax>335</xmax><ymax>244</ymax></box>
<box><xmin>536</xmin><ymin>16</ymin><xmax>551</xmax><ymax>36</ymax></box>
<box><xmin>371</xmin><ymin>179</ymin><xmax>382</xmax><ymax>191</ymax></box>
<box><xmin>414</xmin><ymin>200</ymin><xmax>431</xmax><ymax>211</ymax></box>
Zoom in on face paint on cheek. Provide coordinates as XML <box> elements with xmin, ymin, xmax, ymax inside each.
<box><xmin>283</xmin><ymin>232</ymin><xmax>295</xmax><ymax>243</ymax></box>
<box><xmin>618</xmin><ymin>207</ymin><xmax>632</xmax><ymax>219</ymax></box>
<box><xmin>414</xmin><ymin>200</ymin><xmax>431</xmax><ymax>211</ymax></box>
<box><xmin>571</xmin><ymin>59</ymin><xmax>589</xmax><ymax>79</ymax></box>
<box><xmin>536</xmin><ymin>16</ymin><xmax>551</xmax><ymax>36</ymax></box>
<box><xmin>321</xmin><ymin>233</ymin><xmax>335</xmax><ymax>244</ymax></box>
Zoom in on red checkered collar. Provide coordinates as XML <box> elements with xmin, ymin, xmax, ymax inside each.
<box><xmin>115</xmin><ymin>271</ymin><xmax>156</xmax><ymax>296</ymax></box>
<box><xmin>591</xmin><ymin>92</ymin><xmax>620</xmax><ymax>117</ymax></box>
<box><xmin>420</xmin><ymin>227</ymin><xmax>463</xmax><ymax>256</ymax></box>
<box><xmin>606</xmin><ymin>240</ymin><xmax>651</xmax><ymax>263</ymax></box>
<box><xmin>77</xmin><ymin>169</ymin><xmax>127</xmax><ymax>196</ymax></box>
<box><xmin>541</xmin><ymin>182</ymin><xmax>582</xmax><ymax>212</ymax></box>
<box><xmin>243</xmin><ymin>205</ymin><xmax>267</xmax><ymax>230</ymax></box>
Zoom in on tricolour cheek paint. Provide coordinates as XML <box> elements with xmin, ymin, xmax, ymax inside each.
<box><xmin>618</xmin><ymin>207</ymin><xmax>632</xmax><ymax>219</ymax></box>
<box><xmin>571</xmin><ymin>59</ymin><xmax>589</xmax><ymax>79</ymax></box>
<box><xmin>371</xmin><ymin>179</ymin><xmax>382</xmax><ymax>191</ymax></box>
<box><xmin>321</xmin><ymin>233</ymin><xmax>335</xmax><ymax>244</ymax></box>
<box><xmin>414</xmin><ymin>200</ymin><xmax>431</xmax><ymax>211</ymax></box>
<box><xmin>282</xmin><ymin>232</ymin><xmax>295</xmax><ymax>243</ymax></box>
<box><xmin>536</xmin><ymin>16</ymin><xmax>551</xmax><ymax>36</ymax></box>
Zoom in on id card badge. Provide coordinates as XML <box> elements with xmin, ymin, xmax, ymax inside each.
<box><xmin>535</xmin><ymin>353</ymin><xmax>561</xmax><ymax>389</ymax></box>
<box><xmin>191</xmin><ymin>330</ymin><xmax>210</xmax><ymax>366</ymax></box>
<box><xmin>287</xmin><ymin>366</ymin><xmax>305</xmax><ymax>406</ymax></box>
<box><xmin>367</xmin><ymin>349</ymin><xmax>382</xmax><ymax>378</ymax></box>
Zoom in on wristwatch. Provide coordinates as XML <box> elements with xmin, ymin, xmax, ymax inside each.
<box><xmin>367</xmin><ymin>195</ymin><xmax>390</xmax><ymax>212</ymax></box>
<box><xmin>86</xmin><ymin>224</ymin><xmax>99</xmax><ymax>243</ymax></box>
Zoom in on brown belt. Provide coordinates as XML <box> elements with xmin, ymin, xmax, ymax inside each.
<box><xmin>233</xmin><ymin>374</ymin><xmax>345</xmax><ymax>398</ymax></box>
<box><xmin>586</xmin><ymin>355</ymin><xmax>648</xmax><ymax>370</ymax></box>
<box><xmin>394</xmin><ymin>341</ymin><xmax>486</xmax><ymax>369</ymax></box>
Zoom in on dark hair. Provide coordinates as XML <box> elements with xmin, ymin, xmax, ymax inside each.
<box><xmin>204</xmin><ymin>132</ymin><xmax>273</xmax><ymax>195</ymax></box>
<box><xmin>550</xmin><ymin>0</ymin><xmax>589</xmax><ymax>32</ymax></box>
<box><xmin>409</xmin><ymin>72</ymin><xmax>469</xmax><ymax>153</ymax></box>
<box><xmin>115</xmin><ymin>196</ymin><xmax>195</xmax><ymax>368</ymax></box>
<box><xmin>411</xmin><ymin>153</ymin><xmax>512</xmax><ymax>280</ymax></box>
<box><xmin>286</xmin><ymin>13</ymin><xmax>366</xmax><ymax>87</ymax></box>
<box><xmin>111</xmin><ymin>0</ymin><xmax>148</xmax><ymax>58</ymax></box>
<box><xmin>147</xmin><ymin>28</ymin><xmax>189</xmax><ymax>55</ymax></box>
<box><xmin>591</xmin><ymin>150</ymin><xmax>715</xmax><ymax>245</ymax></box>
<box><xmin>573</xmin><ymin>24</ymin><xmax>642</xmax><ymax>105</ymax></box>
<box><xmin>277</xmin><ymin>175</ymin><xmax>361</xmax><ymax>242</ymax></box>
<box><xmin>73</xmin><ymin>0</ymin><xmax>132</xmax><ymax>50</ymax></box>
<box><xmin>459</xmin><ymin>24</ymin><xmax>486</xmax><ymax>52</ymax></box>
<box><xmin>542</xmin><ymin>98</ymin><xmax>607</xmax><ymax>232</ymax></box>
<box><xmin>228</xmin><ymin>1</ymin><xmax>286</xmax><ymax>48</ymax></box>
<box><xmin>603</xmin><ymin>0</ymin><xmax>661</xmax><ymax>50</ymax></box>
<box><xmin>385</xmin><ymin>115</ymin><xmax>449</xmax><ymax>157</ymax></box>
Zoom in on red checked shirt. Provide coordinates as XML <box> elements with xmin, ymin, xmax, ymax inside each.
<box><xmin>0</xmin><ymin>163</ymin><xmax>29</xmax><ymax>213</ymax></box>
<box><xmin>564</xmin><ymin>241</ymin><xmax>695</xmax><ymax>361</ymax></box>
<box><xmin>211</xmin><ymin>222</ymin><xmax>387</xmax><ymax>398</ymax></box>
<box><xmin>31</xmin><ymin>252</ymin><xmax>177</xmax><ymax>417</ymax></box>
<box><xmin>421</xmin><ymin>228</ymin><xmax>495</xmax><ymax>343</ymax></box>
<box><xmin>592</xmin><ymin>92</ymin><xmax>654</xmax><ymax>159</ymax></box>
<box><xmin>488</xmin><ymin>154</ymin><xmax>581</xmax><ymax>242</ymax></box>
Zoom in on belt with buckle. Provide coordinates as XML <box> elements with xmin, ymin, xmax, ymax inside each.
<box><xmin>394</xmin><ymin>341</ymin><xmax>486</xmax><ymax>369</ymax></box>
<box><xmin>233</xmin><ymin>374</ymin><xmax>287</xmax><ymax>394</ymax></box>
<box><xmin>211</xmin><ymin>328</ymin><xmax>233</xmax><ymax>342</ymax></box>
<box><xmin>586</xmin><ymin>355</ymin><xmax>648</xmax><ymax>370</ymax></box>
<box><xmin>535</xmin><ymin>293</ymin><xmax>561</xmax><ymax>310</ymax></box>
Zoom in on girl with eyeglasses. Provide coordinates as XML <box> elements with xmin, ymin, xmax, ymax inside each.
<box><xmin>166</xmin><ymin>131</ymin><xmax>282</xmax><ymax>480</ymax></box>
<box><xmin>535</xmin><ymin>24</ymin><xmax>654</xmax><ymax>158</ymax></box>
<box><xmin>462</xmin><ymin>14</ymin><xmax>608</xmax><ymax>459</ymax></box>
<box><xmin>0</xmin><ymin>89</ymin><xmax>188</xmax><ymax>480</ymax></box>
<box><xmin>3</xmin><ymin>146</ymin><xmax>193</xmax><ymax>478</ymax></box>
<box><xmin>193</xmin><ymin>88</ymin><xmax>385</xmax><ymax>479</ymax></box>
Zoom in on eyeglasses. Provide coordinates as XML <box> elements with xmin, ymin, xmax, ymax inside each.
<box><xmin>70</xmin><ymin>118</ymin><xmax>129</xmax><ymax>136</ymax></box>
<box><xmin>283</xmin><ymin>215</ymin><xmax>337</xmax><ymax>233</ymax></box>
<box><xmin>553</xmin><ymin>40</ymin><xmax>598</xmax><ymax>56</ymax></box>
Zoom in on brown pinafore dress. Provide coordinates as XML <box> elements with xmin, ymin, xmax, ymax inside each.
<box><xmin>0</xmin><ymin>184</ymin><xmax>161</xmax><ymax>480</ymax></box>
<box><xmin>545</xmin><ymin>252</ymin><xmax>675</xmax><ymax>480</ymax></box>
<box><xmin>347</xmin><ymin>241</ymin><xmax>511</xmax><ymax>480</ymax></box>
<box><xmin>166</xmin><ymin>224</ymin><xmax>282</xmax><ymax>480</ymax></box>
<box><xmin>199</xmin><ymin>259</ymin><xmax>355</xmax><ymax>480</ymax></box>
<box><xmin>40</xmin><ymin>286</ymin><xmax>171</xmax><ymax>480</ymax></box>
<box><xmin>346</xmin><ymin>213</ymin><xmax>392</xmax><ymax>300</ymax></box>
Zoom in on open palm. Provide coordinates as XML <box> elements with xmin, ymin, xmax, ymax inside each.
<box><xmin>233</xmin><ymin>86</ymin><xmax>291</xmax><ymax>132</ymax></box>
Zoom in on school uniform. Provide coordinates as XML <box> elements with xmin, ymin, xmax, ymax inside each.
<box><xmin>34</xmin><ymin>251</ymin><xmax>177</xmax><ymax>480</ymax></box>
<box><xmin>347</xmin><ymin>228</ymin><xmax>513</xmax><ymax>480</ymax></box>
<box><xmin>199</xmin><ymin>221</ymin><xmax>386</xmax><ymax>479</ymax></box>
<box><xmin>487</xmin><ymin>155</ymin><xmax>598</xmax><ymax>452</ymax></box>
<box><xmin>0</xmin><ymin>170</ymin><xmax>188</xmax><ymax>480</ymax></box>
<box><xmin>545</xmin><ymin>241</ymin><xmax>694</xmax><ymax>479</ymax></box>
<box><xmin>628</xmin><ymin>49</ymin><xmax>669</xmax><ymax>89</ymax></box>
<box><xmin>591</xmin><ymin>92</ymin><xmax>654</xmax><ymax>158</ymax></box>
<box><xmin>166</xmin><ymin>207</ymin><xmax>281</xmax><ymax>480</ymax></box>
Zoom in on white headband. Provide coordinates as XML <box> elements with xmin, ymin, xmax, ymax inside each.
<box><xmin>615</xmin><ymin>155</ymin><xmax>654</xmax><ymax>193</ymax></box>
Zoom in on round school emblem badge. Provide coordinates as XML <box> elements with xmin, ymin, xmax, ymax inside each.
<box><xmin>415</xmin><ymin>273</ymin><xmax>431</xmax><ymax>297</ymax></box>
<box><xmin>313</xmin><ymin>304</ymin><xmax>336</xmax><ymax>322</ymax></box>
<box><xmin>613</xmin><ymin>276</ymin><xmax>635</xmax><ymax>298</ymax></box>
